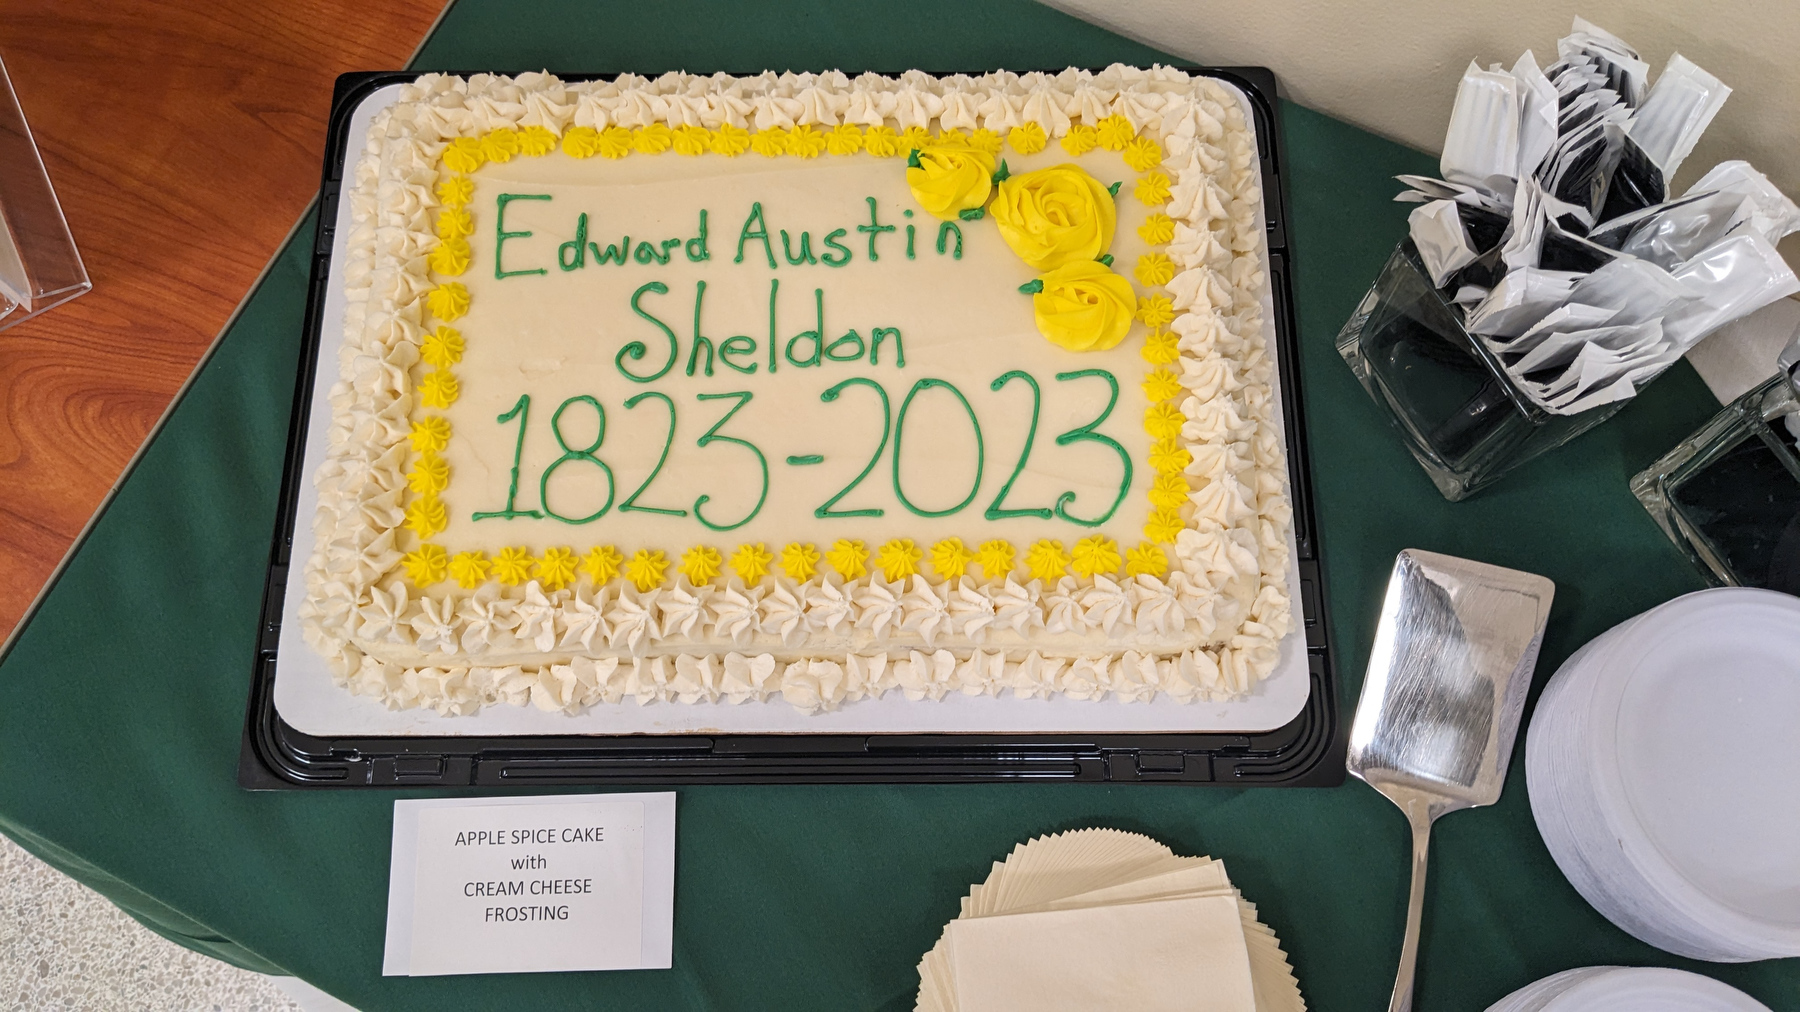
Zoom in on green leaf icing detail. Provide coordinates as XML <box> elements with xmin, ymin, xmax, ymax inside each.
<box><xmin>538</xmin><ymin>395</ymin><xmax>616</xmax><ymax>524</ymax></box>
<box><xmin>992</xmin><ymin>160</ymin><xmax>1010</xmax><ymax>184</ymax></box>
<box><xmin>1051</xmin><ymin>369</ymin><xmax>1132</xmax><ymax>527</ymax></box>
<box><xmin>815</xmin><ymin>377</ymin><xmax>889</xmax><ymax>519</ymax></box>
<box><xmin>618</xmin><ymin>391</ymin><xmax>687</xmax><ymax>517</ymax></box>
<box><xmin>1096</xmin><ymin>253</ymin><xmax>1114</xmax><ymax>267</ymax></box>
<box><xmin>693</xmin><ymin>391</ymin><xmax>769</xmax><ymax>532</ymax></box>
<box><xmin>1018</xmin><ymin>279</ymin><xmax>1043</xmax><ymax>294</ymax></box>
<box><xmin>1107</xmin><ymin>180</ymin><xmax>1123</xmax><ymax>197</ymax></box>
<box><xmin>907</xmin><ymin>148</ymin><xmax>922</xmax><ymax>168</ymax></box>
<box><xmin>958</xmin><ymin>207</ymin><xmax>985</xmax><ymax>221</ymax></box>
<box><xmin>472</xmin><ymin>394</ymin><xmax>545</xmax><ymax>521</ymax></box>
<box><xmin>892</xmin><ymin>378</ymin><xmax>984</xmax><ymax>519</ymax></box>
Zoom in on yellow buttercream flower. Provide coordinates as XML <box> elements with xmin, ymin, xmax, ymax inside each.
<box><xmin>750</xmin><ymin>128</ymin><xmax>788</xmax><ymax>157</ymax></box>
<box><xmin>730</xmin><ymin>543</ymin><xmax>774</xmax><ymax>583</ymax></box>
<box><xmin>1149</xmin><ymin>438</ymin><xmax>1193</xmax><ymax>475</ymax></box>
<box><xmin>1070</xmin><ymin>535</ymin><xmax>1122</xmax><ymax>579</ymax></box>
<box><xmin>518</xmin><ymin>125</ymin><xmax>558</xmax><ymax>157</ymax></box>
<box><xmin>625</xmin><ymin>549</ymin><xmax>669</xmax><ymax>592</ymax></box>
<box><xmin>419</xmin><ymin>369</ymin><xmax>460</xmax><ymax>409</ymax></box>
<box><xmin>596</xmin><ymin>126</ymin><xmax>634</xmax><ymax>159</ymax></box>
<box><xmin>863</xmin><ymin>125</ymin><xmax>902</xmax><ymax>158</ymax></box>
<box><xmin>404</xmin><ymin>493</ymin><xmax>447</xmax><ymax>538</ymax></box>
<box><xmin>1135</xmin><ymin>171</ymin><xmax>1172</xmax><ymax>205</ymax></box>
<box><xmin>407</xmin><ymin>450</ymin><xmax>450</xmax><ymax>495</ymax></box>
<box><xmin>906</xmin><ymin>144</ymin><xmax>997</xmax><ymax>221</ymax></box>
<box><xmin>479</xmin><ymin>127</ymin><xmax>521</xmax><ymax>163</ymax></box>
<box><xmin>898</xmin><ymin>126</ymin><xmax>932</xmax><ymax>152</ymax></box>
<box><xmin>420</xmin><ymin>325</ymin><xmax>464</xmax><ymax>368</ymax></box>
<box><xmin>536</xmin><ymin>546</ymin><xmax>579</xmax><ymax>591</ymax></box>
<box><xmin>1142</xmin><ymin>368</ymin><xmax>1182</xmax><ymax>403</ymax></box>
<box><xmin>825</xmin><ymin>539</ymin><xmax>869</xmax><ymax>581</ymax></box>
<box><xmin>1141</xmin><ymin>328</ymin><xmax>1179</xmax><ymax>365</ymax></box>
<box><xmin>632</xmin><ymin>123</ymin><xmax>674</xmax><ymax>155</ymax></box>
<box><xmin>1024</xmin><ymin>539</ymin><xmax>1071</xmax><ymax>582</ymax></box>
<box><xmin>672</xmin><ymin>124</ymin><xmax>712</xmax><ymax>156</ymax></box>
<box><xmin>977</xmin><ymin>539</ymin><xmax>1016</xmax><ymax>581</ymax></box>
<box><xmin>402</xmin><ymin>543</ymin><xmax>448</xmax><ymax>587</ymax></box>
<box><xmin>1136</xmin><ymin>294</ymin><xmax>1176</xmax><ymax>327</ymax></box>
<box><xmin>1145</xmin><ymin>403</ymin><xmax>1185</xmax><ymax>440</ymax></box>
<box><xmin>1145</xmin><ymin>508</ymin><xmax>1185</xmax><ymax>543</ymax></box>
<box><xmin>1124</xmin><ymin>542</ymin><xmax>1170</xmax><ymax>577</ymax></box>
<box><xmin>435</xmin><ymin>208</ymin><xmax>474</xmax><ymax>240</ymax></box>
<box><xmin>428</xmin><ymin>282</ymin><xmax>468</xmax><ymax>316</ymax></box>
<box><xmin>1123</xmin><ymin>135</ymin><xmax>1164</xmax><ymax>172</ymax></box>
<box><xmin>436</xmin><ymin>175</ymin><xmax>474</xmax><ymax>208</ymax></box>
<box><xmin>1008</xmin><ymin>122</ymin><xmax>1048</xmax><ymax>155</ymax></box>
<box><xmin>711</xmin><ymin>123</ymin><xmax>751</xmax><ymax>157</ymax></box>
<box><xmin>875</xmin><ymin>538</ymin><xmax>923</xmax><ymax>583</ymax></box>
<box><xmin>449</xmin><ymin>551</ymin><xmax>491</xmax><ymax>589</ymax></box>
<box><xmin>493</xmin><ymin>546</ymin><xmax>535</xmax><ymax>585</ymax></box>
<box><xmin>1139</xmin><ymin>212</ymin><xmax>1176</xmax><ymax>245</ymax></box>
<box><xmin>930</xmin><ymin>538</ymin><xmax>976</xmax><ymax>580</ymax></box>
<box><xmin>1148</xmin><ymin>472</ymin><xmax>1191</xmax><ymax>510</ymax></box>
<box><xmin>933</xmin><ymin>129</ymin><xmax>970</xmax><ymax>147</ymax></box>
<box><xmin>1134</xmin><ymin>252</ymin><xmax>1175</xmax><ymax>287</ymax></box>
<box><xmin>409</xmin><ymin>416</ymin><xmax>451</xmax><ymax>454</ymax></box>
<box><xmin>786</xmin><ymin>124</ymin><xmax>827</xmax><ymax>158</ymax></box>
<box><xmin>825</xmin><ymin>123</ymin><xmax>864</xmax><ymax>155</ymax></box>
<box><xmin>678</xmin><ymin>545</ymin><xmax>724</xmax><ymax>584</ymax></box>
<box><xmin>583</xmin><ymin>545</ymin><xmax>623</xmax><ymax>584</ymax></box>
<box><xmin>442</xmin><ymin>136</ymin><xmax>484</xmax><ymax>174</ymax></box>
<box><xmin>428</xmin><ymin>237</ymin><xmax>471</xmax><ymax>276</ymax></box>
<box><xmin>967</xmin><ymin>128</ymin><xmax>1004</xmax><ymax>155</ymax></box>
<box><xmin>561</xmin><ymin>126</ymin><xmax>604</xmax><ymax>158</ymax></box>
<box><xmin>1095</xmin><ymin>115</ymin><xmax>1136</xmax><ymax>151</ymax></box>
<box><xmin>1060</xmin><ymin>124</ymin><xmax>1098</xmax><ymax>155</ymax></box>
<box><xmin>1030</xmin><ymin>260</ymin><xmax>1137</xmax><ymax>353</ymax></box>
<box><xmin>989</xmin><ymin>163</ymin><xmax>1117</xmax><ymax>271</ymax></box>
<box><xmin>779</xmin><ymin>542</ymin><xmax>820</xmax><ymax>582</ymax></box>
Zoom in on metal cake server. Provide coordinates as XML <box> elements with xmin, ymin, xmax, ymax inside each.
<box><xmin>1347</xmin><ymin>549</ymin><xmax>1555</xmax><ymax>1012</ymax></box>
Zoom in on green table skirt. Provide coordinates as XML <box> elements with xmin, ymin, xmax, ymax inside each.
<box><xmin>1</xmin><ymin>1</ymin><xmax>1793</xmax><ymax>1008</ymax></box>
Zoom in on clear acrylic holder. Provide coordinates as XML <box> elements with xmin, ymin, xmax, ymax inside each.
<box><xmin>0</xmin><ymin>55</ymin><xmax>89</xmax><ymax>331</ymax></box>
<box><xmin>1336</xmin><ymin>242</ymin><xmax>1625</xmax><ymax>500</ymax></box>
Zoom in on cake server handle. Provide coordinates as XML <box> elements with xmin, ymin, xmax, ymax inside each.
<box><xmin>1388</xmin><ymin>803</ymin><xmax>1433</xmax><ymax>1012</ymax></box>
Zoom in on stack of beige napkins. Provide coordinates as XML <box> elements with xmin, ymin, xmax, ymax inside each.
<box><xmin>916</xmin><ymin>829</ymin><xmax>1304</xmax><ymax>1012</ymax></box>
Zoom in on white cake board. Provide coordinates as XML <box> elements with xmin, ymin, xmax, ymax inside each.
<box><xmin>272</xmin><ymin>79</ymin><xmax>1315</xmax><ymax>738</ymax></box>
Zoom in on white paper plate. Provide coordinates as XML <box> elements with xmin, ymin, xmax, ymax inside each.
<box><xmin>1486</xmin><ymin>966</ymin><xmax>1771</xmax><ymax>1012</ymax></box>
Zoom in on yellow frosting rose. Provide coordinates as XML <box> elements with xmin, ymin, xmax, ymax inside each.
<box><xmin>905</xmin><ymin>144</ymin><xmax>996</xmax><ymax>221</ymax></box>
<box><xmin>989</xmin><ymin>164</ymin><xmax>1117</xmax><ymax>271</ymax></box>
<box><xmin>1030</xmin><ymin>260</ymin><xmax>1136</xmax><ymax>352</ymax></box>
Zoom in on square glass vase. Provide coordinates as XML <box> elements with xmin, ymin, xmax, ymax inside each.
<box><xmin>0</xmin><ymin>54</ymin><xmax>90</xmax><ymax>332</ymax></box>
<box><xmin>1632</xmin><ymin>373</ymin><xmax>1800</xmax><ymax>596</ymax></box>
<box><xmin>1336</xmin><ymin>242</ymin><xmax>1624</xmax><ymax>500</ymax></box>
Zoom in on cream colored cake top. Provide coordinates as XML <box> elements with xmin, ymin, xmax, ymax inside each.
<box><xmin>299</xmin><ymin>67</ymin><xmax>1293</xmax><ymax>716</ymax></box>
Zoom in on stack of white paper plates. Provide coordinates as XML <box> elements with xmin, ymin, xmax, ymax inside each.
<box><xmin>1525</xmin><ymin>588</ymin><xmax>1800</xmax><ymax>961</ymax></box>
<box><xmin>1484</xmin><ymin>966</ymin><xmax>1772</xmax><ymax>1011</ymax></box>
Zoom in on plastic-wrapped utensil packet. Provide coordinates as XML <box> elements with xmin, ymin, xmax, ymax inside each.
<box><xmin>1465</xmin><ymin>268</ymin><xmax>1583</xmax><ymax>337</ymax></box>
<box><xmin>1629</xmin><ymin>53</ymin><xmax>1731</xmax><ymax>181</ymax></box>
<box><xmin>1410</xmin><ymin>200</ymin><xmax>1480</xmax><ymax>287</ymax></box>
<box><xmin>1441</xmin><ymin>61</ymin><xmax>1524</xmax><ymax>197</ymax></box>
<box><xmin>1663</xmin><ymin>231</ymin><xmax>1800</xmax><ymax>352</ymax></box>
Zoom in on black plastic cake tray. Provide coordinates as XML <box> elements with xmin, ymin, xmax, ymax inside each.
<box><xmin>240</xmin><ymin>66</ymin><xmax>1342</xmax><ymax>789</ymax></box>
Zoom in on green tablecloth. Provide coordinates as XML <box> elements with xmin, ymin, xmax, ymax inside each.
<box><xmin>1</xmin><ymin>1</ymin><xmax>1793</xmax><ymax>1008</ymax></box>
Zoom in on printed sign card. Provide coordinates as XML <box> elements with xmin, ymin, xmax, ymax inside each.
<box><xmin>383</xmin><ymin>793</ymin><xmax>676</xmax><ymax>976</ymax></box>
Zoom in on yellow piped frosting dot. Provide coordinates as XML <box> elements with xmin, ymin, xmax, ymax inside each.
<box><xmin>428</xmin><ymin>237</ymin><xmax>472</xmax><ymax>276</ymax></box>
<box><xmin>1008</xmin><ymin>122</ymin><xmax>1048</xmax><ymax>155</ymax></box>
<box><xmin>863</xmin><ymin>125</ymin><xmax>902</xmax><ymax>158</ymax></box>
<box><xmin>1095</xmin><ymin>115</ymin><xmax>1136</xmax><ymax>152</ymax></box>
<box><xmin>1142</xmin><ymin>368</ymin><xmax>1183</xmax><ymax>403</ymax></box>
<box><xmin>428</xmin><ymin>283</ymin><xmax>469</xmax><ymax>322</ymax></box>
<box><xmin>1150</xmin><ymin>438</ymin><xmax>1193</xmax><ymax>475</ymax></box>
<box><xmin>435</xmin><ymin>175</ymin><xmax>474</xmax><ymax>208</ymax></box>
<box><xmin>402</xmin><ymin>543</ymin><xmax>448</xmax><ymax>586</ymax></box>
<box><xmin>1060</xmin><ymin>124</ymin><xmax>1098</xmax><ymax>156</ymax></box>
<box><xmin>420</xmin><ymin>325</ymin><xmax>464</xmax><ymax>368</ymax></box>
<box><xmin>1145</xmin><ymin>402</ymin><xmax>1186</xmax><ymax>440</ymax></box>
<box><xmin>561</xmin><ymin>126</ymin><xmax>604</xmax><ymax>158</ymax></box>
<box><xmin>493</xmin><ymin>546</ymin><xmax>535</xmax><ymax>586</ymax></box>
<box><xmin>582</xmin><ymin>545</ymin><xmax>623</xmax><ymax>584</ymax></box>
<box><xmin>750</xmin><ymin>128</ymin><xmax>788</xmax><ymax>157</ymax></box>
<box><xmin>976</xmin><ymin>539</ymin><xmax>1016</xmax><ymax>581</ymax></box>
<box><xmin>672</xmin><ymin>124</ymin><xmax>712</xmax><ymax>156</ymax></box>
<box><xmin>825</xmin><ymin>123</ymin><xmax>864</xmax><ymax>156</ymax></box>
<box><xmin>1122</xmin><ymin>135</ymin><xmax>1164</xmax><ymax>172</ymax></box>
<box><xmin>779</xmin><ymin>542</ymin><xmax>820</xmax><ymax>582</ymax></box>
<box><xmin>825</xmin><ymin>539</ymin><xmax>869</xmax><ymax>581</ymax></box>
<box><xmin>1148</xmin><ymin>472</ymin><xmax>1191</xmax><ymax>510</ymax></box>
<box><xmin>678</xmin><ymin>545</ymin><xmax>723</xmax><ymax>584</ymax></box>
<box><xmin>787</xmin><ymin>124</ymin><xmax>828</xmax><ymax>158</ymax></box>
<box><xmin>409</xmin><ymin>416</ymin><xmax>451</xmax><ymax>454</ymax></box>
<box><xmin>536</xmin><ymin>546</ymin><xmax>578</xmax><ymax>590</ymax></box>
<box><xmin>517</xmin><ymin>125</ymin><xmax>558</xmax><ymax>157</ymax></box>
<box><xmin>1135</xmin><ymin>172</ymin><xmax>1172</xmax><ymax>205</ymax></box>
<box><xmin>1070</xmin><ymin>535</ymin><xmax>1122</xmax><ymax>579</ymax></box>
<box><xmin>404</xmin><ymin>493</ymin><xmax>447</xmax><ymax>538</ymax></box>
<box><xmin>479</xmin><ymin>127</ymin><xmax>521</xmax><ymax>163</ymax></box>
<box><xmin>442</xmin><ymin>136</ymin><xmax>485</xmax><ymax>174</ymax></box>
<box><xmin>435</xmin><ymin>208</ymin><xmax>474</xmax><ymax>240</ymax></box>
<box><xmin>730</xmin><ymin>543</ymin><xmax>774</xmax><ymax>583</ymax></box>
<box><xmin>929</xmin><ymin>538</ymin><xmax>976</xmax><ymax>580</ymax></box>
<box><xmin>448</xmin><ymin>551</ymin><xmax>491</xmax><ymax>589</ymax></box>
<box><xmin>597</xmin><ymin>126</ymin><xmax>634</xmax><ymax>159</ymax></box>
<box><xmin>632</xmin><ymin>123</ymin><xmax>675</xmax><ymax>155</ymax></box>
<box><xmin>419</xmin><ymin>369</ymin><xmax>460</xmax><ymax>409</ymax></box>
<box><xmin>625</xmin><ymin>549</ymin><xmax>668</xmax><ymax>591</ymax></box>
<box><xmin>1136</xmin><ymin>294</ymin><xmax>1176</xmax><ymax>327</ymax></box>
<box><xmin>406</xmin><ymin>450</ymin><xmax>450</xmax><ymax>495</ymax></box>
<box><xmin>1145</xmin><ymin>508</ymin><xmax>1185</xmax><ymax>544</ymax></box>
<box><xmin>711</xmin><ymin>124</ymin><xmax>751</xmax><ymax>157</ymax></box>
<box><xmin>875</xmin><ymin>538</ymin><xmax>923</xmax><ymax>583</ymax></box>
<box><xmin>1141</xmin><ymin>328</ymin><xmax>1179</xmax><ymax>365</ymax></box>
<box><xmin>932</xmin><ymin>129</ymin><xmax>970</xmax><ymax>148</ymax></box>
<box><xmin>966</xmin><ymin>128</ymin><xmax>1003</xmax><ymax>156</ymax></box>
<box><xmin>1024</xmin><ymin>539</ymin><xmax>1071</xmax><ymax>582</ymax></box>
<box><xmin>1134</xmin><ymin>252</ymin><xmax>1175</xmax><ymax>287</ymax></box>
<box><xmin>1138</xmin><ymin>213</ymin><xmax>1176</xmax><ymax>245</ymax></box>
<box><xmin>898</xmin><ymin>126</ymin><xmax>932</xmax><ymax>153</ymax></box>
<box><xmin>1125</xmin><ymin>542</ymin><xmax>1170</xmax><ymax>577</ymax></box>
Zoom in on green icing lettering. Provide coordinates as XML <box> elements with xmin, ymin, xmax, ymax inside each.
<box><xmin>495</xmin><ymin>193</ymin><xmax>551</xmax><ymax>279</ymax></box>
<box><xmin>870</xmin><ymin>327</ymin><xmax>905</xmax><ymax>368</ymax></box>
<box><xmin>820</xmin><ymin>228</ymin><xmax>852</xmax><ymax>267</ymax></box>
<box><xmin>538</xmin><ymin>395</ymin><xmax>616</xmax><ymax>524</ymax></box>
<box><xmin>692</xmin><ymin>391</ymin><xmax>769</xmax><ymax>532</ymax></box>
<box><xmin>985</xmin><ymin>370</ymin><xmax>1053</xmax><ymax>520</ymax></box>
<box><xmin>815</xmin><ymin>377</ymin><xmax>889</xmax><ymax>519</ymax></box>
<box><xmin>558</xmin><ymin>212</ymin><xmax>588</xmax><ymax>270</ymax></box>
<box><xmin>766</xmin><ymin>277</ymin><xmax>779</xmax><ymax>374</ymax></box>
<box><xmin>858</xmin><ymin>196</ymin><xmax>895</xmax><ymax>261</ymax></box>
<box><xmin>618</xmin><ymin>391</ymin><xmax>687</xmax><ymax>517</ymax></box>
<box><xmin>936</xmin><ymin>221</ymin><xmax>963</xmax><ymax>259</ymax></box>
<box><xmin>781</xmin><ymin>229</ymin><xmax>818</xmax><ymax>265</ymax></box>
<box><xmin>736</xmin><ymin>202</ymin><xmax>776</xmax><ymax>269</ymax></box>
<box><xmin>590</xmin><ymin>234</ymin><xmax>631</xmax><ymax>265</ymax></box>
<box><xmin>617</xmin><ymin>281</ymin><xmax>678</xmax><ymax>383</ymax></box>
<box><xmin>824</xmin><ymin>329</ymin><xmax>865</xmax><ymax>362</ymax></box>
<box><xmin>1052</xmin><ymin>369</ymin><xmax>1132</xmax><ymax>527</ymax></box>
<box><xmin>906</xmin><ymin>223</ymin><xmax>916</xmax><ymax>259</ymax></box>
<box><xmin>891</xmin><ymin>378</ymin><xmax>984</xmax><ymax>519</ymax></box>
<box><xmin>471</xmin><ymin>394</ymin><xmax>545</xmax><ymax>521</ymax></box>
<box><xmin>784</xmin><ymin>288</ymin><xmax>824</xmax><ymax>368</ymax></box>
<box><xmin>719</xmin><ymin>335</ymin><xmax>758</xmax><ymax>374</ymax></box>
<box><xmin>685</xmin><ymin>209</ymin><xmax>710</xmax><ymax>262</ymax></box>
<box><xmin>685</xmin><ymin>279</ymin><xmax>714</xmax><ymax>378</ymax></box>
<box><xmin>634</xmin><ymin>239</ymin><xmax>671</xmax><ymax>265</ymax></box>
<box><xmin>786</xmin><ymin>454</ymin><xmax>824</xmax><ymax>465</ymax></box>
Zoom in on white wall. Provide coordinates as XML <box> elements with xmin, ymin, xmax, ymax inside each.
<box><xmin>1043</xmin><ymin>0</ymin><xmax>1800</xmax><ymax>266</ymax></box>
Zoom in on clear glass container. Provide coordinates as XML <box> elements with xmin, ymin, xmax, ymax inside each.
<box><xmin>0</xmin><ymin>54</ymin><xmax>90</xmax><ymax>331</ymax></box>
<box><xmin>1632</xmin><ymin>363</ymin><xmax>1800</xmax><ymax>596</ymax></box>
<box><xmin>1336</xmin><ymin>242</ymin><xmax>1626</xmax><ymax>500</ymax></box>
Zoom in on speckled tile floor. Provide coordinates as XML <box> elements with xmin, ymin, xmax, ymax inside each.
<box><xmin>0</xmin><ymin>833</ymin><xmax>309</xmax><ymax>1011</ymax></box>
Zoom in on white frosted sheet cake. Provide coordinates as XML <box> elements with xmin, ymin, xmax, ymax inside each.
<box><xmin>274</xmin><ymin>67</ymin><xmax>1309</xmax><ymax>736</ymax></box>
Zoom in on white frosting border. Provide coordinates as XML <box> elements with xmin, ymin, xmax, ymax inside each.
<box><xmin>295</xmin><ymin>66</ymin><xmax>1294</xmax><ymax>716</ymax></box>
